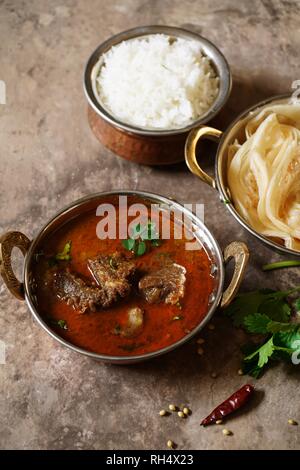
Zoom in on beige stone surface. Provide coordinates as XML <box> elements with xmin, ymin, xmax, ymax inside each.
<box><xmin>1</xmin><ymin>0</ymin><xmax>300</xmax><ymax>450</ymax></box>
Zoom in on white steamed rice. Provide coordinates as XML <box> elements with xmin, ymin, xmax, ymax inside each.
<box><xmin>92</xmin><ymin>34</ymin><xmax>219</xmax><ymax>130</ymax></box>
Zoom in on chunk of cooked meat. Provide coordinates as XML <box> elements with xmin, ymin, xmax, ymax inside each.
<box><xmin>139</xmin><ymin>263</ymin><xmax>186</xmax><ymax>305</ymax></box>
<box><xmin>114</xmin><ymin>307</ymin><xmax>144</xmax><ymax>338</ymax></box>
<box><xmin>52</xmin><ymin>253</ymin><xmax>136</xmax><ymax>314</ymax></box>
<box><xmin>87</xmin><ymin>252</ymin><xmax>136</xmax><ymax>305</ymax></box>
<box><xmin>53</xmin><ymin>269</ymin><xmax>105</xmax><ymax>314</ymax></box>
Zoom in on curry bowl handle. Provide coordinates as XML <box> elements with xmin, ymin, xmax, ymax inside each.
<box><xmin>0</xmin><ymin>231</ymin><xmax>31</xmax><ymax>300</ymax></box>
<box><xmin>220</xmin><ymin>241</ymin><xmax>249</xmax><ymax>308</ymax></box>
<box><xmin>185</xmin><ymin>126</ymin><xmax>223</xmax><ymax>189</ymax></box>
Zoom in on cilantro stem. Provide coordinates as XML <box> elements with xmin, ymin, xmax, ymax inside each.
<box><xmin>262</xmin><ymin>260</ymin><xmax>300</xmax><ymax>271</ymax></box>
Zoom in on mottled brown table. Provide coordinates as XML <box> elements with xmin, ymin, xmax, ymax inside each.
<box><xmin>1</xmin><ymin>0</ymin><xmax>300</xmax><ymax>450</ymax></box>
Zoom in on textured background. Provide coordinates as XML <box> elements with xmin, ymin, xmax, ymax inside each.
<box><xmin>1</xmin><ymin>0</ymin><xmax>300</xmax><ymax>450</ymax></box>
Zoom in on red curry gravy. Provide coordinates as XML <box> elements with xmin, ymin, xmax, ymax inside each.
<box><xmin>33</xmin><ymin>196</ymin><xmax>214</xmax><ymax>356</ymax></box>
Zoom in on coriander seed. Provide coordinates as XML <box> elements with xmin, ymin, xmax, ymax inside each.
<box><xmin>167</xmin><ymin>440</ymin><xmax>175</xmax><ymax>449</ymax></box>
<box><xmin>169</xmin><ymin>404</ymin><xmax>177</xmax><ymax>412</ymax></box>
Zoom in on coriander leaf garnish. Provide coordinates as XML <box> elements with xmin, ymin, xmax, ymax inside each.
<box><xmin>134</xmin><ymin>240</ymin><xmax>146</xmax><ymax>256</ymax></box>
<box><xmin>122</xmin><ymin>239</ymin><xmax>136</xmax><ymax>251</ymax></box>
<box><xmin>242</xmin><ymin>360</ymin><xmax>263</xmax><ymax>379</ymax></box>
<box><xmin>295</xmin><ymin>298</ymin><xmax>300</xmax><ymax>312</ymax></box>
<box><xmin>48</xmin><ymin>318</ymin><xmax>68</xmax><ymax>330</ymax></box>
<box><xmin>243</xmin><ymin>313</ymin><xmax>270</xmax><ymax>334</ymax></box>
<box><xmin>48</xmin><ymin>241</ymin><xmax>72</xmax><ymax>266</ymax></box>
<box><xmin>266</xmin><ymin>321</ymin><xmax>298</xmax><ymax>334</ymax></box>
<box><xmin>131</xmin><ymin>221</ymin><xmax>158</xmax><ymax>241</ymax></box>
<box><xmin>225</xmin><ymin>286</ymin><xmax>300</xmax><ymax>377</ymax></box>
<box><xmin>225</xmin><ymin>288</ymin><xmax>300</xmax><ymax>326</ymax></box>
<box><xmin>244</xmin><ymin>337</ymin><xmax>275</xmax><ymax>368</ymax></box>
<box><xmin>261</xmin><ymin>295</ymin><xmax>291</xmax><ymax>322</ymax></box>
<box><xmin>224</xmin><ymin>290</ymin><xmax>271</xmax><ymax>327</ymax></box>
<box><xmin>57</xmin><ymin>319</ymin><xmax>68</xmax><ymax>330</ymax></box>
<box><xmin>273</xmin><ymin>329</ymin><xmax>300</xmax><ymax>358</ymax></box>
<box><xmin>243</xmin><ymin>326</ymin><xmax>297</xmax><ymax>370</ymax></box>
<box><xmin>55</xmin><ymin>240</ymin><xmax>72</xmax><ymax>261</ymax></box>
<box><xmin>131</xmin><ymin>222</ymin><xmax>142</xmax><ymax>238</ymax></box>
<box><xmin>244</xmin><ymin>313</ymin><xmax>299</xmax><ymax>335</ymax></box>
<box><xmin>122</xmin><ymin>220</ymin><xmax>161</xmax><ymax>257</ymax></box>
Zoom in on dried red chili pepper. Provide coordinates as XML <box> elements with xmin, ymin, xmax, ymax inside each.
<box><xmin>201</xmin><ymin>384</ymin><xmax>254</xmax><ymax>426</ymax></box>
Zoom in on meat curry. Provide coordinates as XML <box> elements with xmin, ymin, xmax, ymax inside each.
<box><xmin>33</xmin><ymin>196</ymin><xmax>214</xmax><ymax>356</ymax></box>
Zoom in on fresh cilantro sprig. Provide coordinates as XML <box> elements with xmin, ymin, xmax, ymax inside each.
<box><xmin>48</xmin><ymin>240</ymin><xmax>72</xmax><ymax>266</ymax></box>
<box><xmin>224</xmin><ymin>287</ymin><xmax>300</xmax><ymax>377</ymax></box>
<box><xmin>243</xmin><ymin>313</ymin><xmax>297</xmax><ymax>334</ymax></box>
<box><xmin>224</xmin><ymin>288</ymin><xmax>300</xmax><ymax>327</ymax></box>
<box><xmin>122</xmin><ymin>220</ymin><xmax>161</xmax><ymax>256</ymax></box>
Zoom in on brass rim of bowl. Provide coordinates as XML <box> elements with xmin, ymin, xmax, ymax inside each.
<box><xmin>216</xmin><ymin>92</ymin><xmax>300</xmax><ymax>258</ymax></box>
<box><xmin>83</xmin><ymin>25</ymin><xmax>232</xmax><ymax>137</ymax></box>
<box><xmin>24</xmin><ymin>190</ymin><xmax>225</xmax><ymax>363</ymax></box>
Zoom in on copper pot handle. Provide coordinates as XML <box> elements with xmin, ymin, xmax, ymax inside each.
<box><xmin>185</xmin><ymin>126</ymin><xmax>223</xmax><ymax>188</ymax></box>
<box><xmin>220</xmin><ymin>241</ymin><xmax>249</xmax><ymax>308</ymax></box>
<box><xmin>0</xmin><ymin>231</ymin><xmax>31</xmax><ymax>300</ymax></box>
